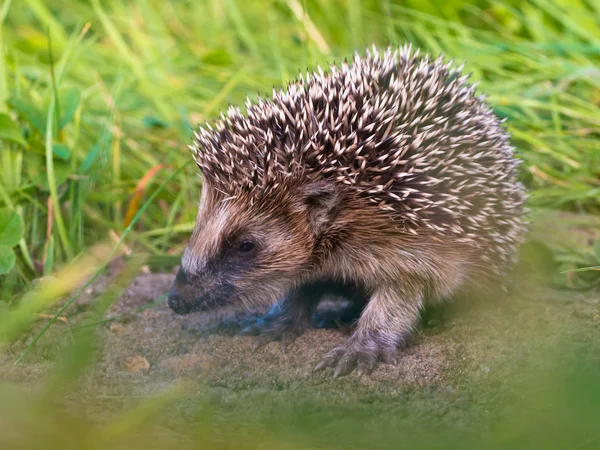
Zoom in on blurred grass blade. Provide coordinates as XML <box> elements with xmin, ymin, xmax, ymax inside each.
<box><xmin>45</xmin><ymin>81</ymin><xmax>73</xmax><ymax>260</ymax></box>
<box><xmin>0</xmin><ymin>242</ymin><xmax>115</xmax><ymax>342</ymax></box>
<box><xmin>287</xmin><ymin>0</ymin><xmax>330</xmax><ymax>55</ymax></box>
<box><xmin>0</xmin><ymin>0</ymin><xmax>12</xmax><ymax>113</ymax></box>
<box><xmin>90</xmin><ymin>0</ymin><xmax>144</xmax><ymax>79</ymax></box>
<box><xmin>0</xmin><ymin>113</ymin><xmax>26</xmax><ymax>146</ymax></box>
<box><xmin>23</xmin><ymin>0</ymin><xmax>67</xmax><ymax>48</ymax></box>
<box><xmin>99</xmin><ymin>383</ymin><xmax>189</xmax><ymax>442</ymax></box>
<box><xmin>562</xmin><ymin>266</ymin><xmax>600</xmax><ymax>273</ymax></box>
<box><xmin>124</xmin><ymin>163</ymin><xmax>169</xmax><ymax>228</ymax></box>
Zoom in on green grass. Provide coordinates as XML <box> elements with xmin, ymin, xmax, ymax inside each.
<box><xmin>0</xmin><ymin>1</ymin><xmax>600</xmax><ymax>448</ymax></box>
<box><xmin>0</xmin><ymin>0</ymin><xmax>599</xmax><ymax>296</ymax></box>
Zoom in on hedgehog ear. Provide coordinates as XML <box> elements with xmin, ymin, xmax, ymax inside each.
<box><xmin>300</xmin><ymin>182</ymin><xmax>341</xmax><ymax>235</ymax></box>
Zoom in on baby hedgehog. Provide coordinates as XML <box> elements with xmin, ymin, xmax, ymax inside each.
<box><xmin>168</xmin><ymin>45</ymin><xmax>527</xmax><ymax>377</ymax></box>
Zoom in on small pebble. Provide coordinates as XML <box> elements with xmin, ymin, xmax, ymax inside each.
<box><xmin>124</xmin><ymin>355</ymin><xmax>150</xmax><ymax>373</ymax></box>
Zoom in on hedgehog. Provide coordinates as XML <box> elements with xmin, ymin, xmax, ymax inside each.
<box><xmin>167</xmin><ymin>45</ymin><xmax>527</xmax><ymax>377</ymax></box>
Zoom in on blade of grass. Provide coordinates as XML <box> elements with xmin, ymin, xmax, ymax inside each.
<box><xmin>225</xmin><ymin>0</ymin><xmax>262</xmax><ymax>59</ymax></box>
<box><xmin>112</xmin><ymin>112</ymin><xmax>122</xmax><ymax>225</ymax></box>
<box><xmin>91</xmin><ymin>0</ymin><xmax>171</xmax><ymax>120</ymax></box>
<box><xmin>347</xmin><ymin>0</ymin><xmax>363</xmax><ymax>49</ymax></box>
<box><xmin>530</xmin><ymin>0</ymin><xmax>600</xmax><ymax>46</ymax></box>
<box><xmin>47</xmin><ymin>29</ymin><xmax>62</xmax><ymax>139</ymax></box>
<box><xmin>123</xmin><ymin>163</ymin><xmax>170</xmax><ymax>227</ymax></box>
<box><xmin>562</xmin><ymin>266</ymin><xmax>600</xmax><ymax>273</ymax></box>
<box><xmin>23</xmin><ymin>0</ymin><xmax>68</xmax><ymax>48</ymax></box>
<box><xmin>0</xmin><ymin>0</ymin><xmax>12</xmax><ymax>113</ymax></box>
<box><xmin>45</xmin><ymin>32</ymin><xmax>74</xmax><ymax>261</ymax></box>
<box><xmin>203</xmin><ymin>68</ymin><xmax>248</xmax><ymax>117</ymax></box>
<box><xmin>140</xmin><ymin>221</ymin><xmax>195</xmax><ymax>238</ymax></box>
<box><xmin>287</xmin><ymin>0</ymin><xmax>330</xmax><ymax>55</ymax></box>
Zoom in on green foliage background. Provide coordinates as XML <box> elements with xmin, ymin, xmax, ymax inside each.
<box><xmin>1</xmin><ymin>0</ymin><xmax>599</xmax><ymax>293</ymax></box>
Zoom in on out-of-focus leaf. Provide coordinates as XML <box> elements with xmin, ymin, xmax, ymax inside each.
<box><xmin>201</xmin><ymin>48</ymin><xmax>233</xmax><ymax>66</ymax></box>
<box><xmin>0</xmin><ymin>208</ymin><xmax>24</xmax><ymax>248</ymax></box>
<box><xmin>59</xmin><ymin>88</ymin><xmax>81</xmax><ymax>129</ymax></box>
<box><xmin>52</xmin><ymin>142</ymin><xmax>72</xmax><ymax>160</ymax></box>
<box><xmin>0</xmin><ymin>207</ymin><xmax>21</xmax><ymax>273</ymax></box>
<box><xmin>8</xmin><ymin>98</ymin><xmax>46</xmax><ymax>134</ymax></box>
<box><xmin>0</xmin><ymin>246</ymin><xmax>16</xmax><ymax>275</ymax></box>
<box><xmin>142</xmin><ymin>115</ymin><xmax>169</xmax><ymax>129</ymax></box>
<box><xmin>79</xmin><ymin>142</ymin><xmax>102</xmax><ymax>174</ymax></box>
<box><xmin>0</xmin><ymin>114</ymin><xmax>26</xmax><ymax>147</ymax></box>
<box><xmin>26</xmin><ymin>155</ymin><xmax>71</xmax><ymax>190</ymax></box>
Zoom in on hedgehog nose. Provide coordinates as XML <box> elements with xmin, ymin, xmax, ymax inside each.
<box><xmin>168</xmin><ymin>269</ymin><xmax>193</xmax><ymax>314</ymax></box>
<box><xmin>167</xmin><ymin>289</ymin><xmax>191</xmax><ymax>315</ymax></box>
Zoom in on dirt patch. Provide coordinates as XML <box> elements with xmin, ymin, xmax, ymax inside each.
<box><xmin>3</xmin><ymin>271</ymin><xmax>599</xmax><ymax>391</ymax></box>
<box><xmin>88</xmin><ymin>272</ymin><xmax>452</xmax><ymax>393</ymax></box>
<box><xmin>2</xmin><ymin>269</ymin><xmax>600</xmax><ymax>447</ymax></box>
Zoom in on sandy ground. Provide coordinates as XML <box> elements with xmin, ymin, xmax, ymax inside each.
<box><xmin>1</xmin><ymin>265</ymin><xmax>600</xmax><ymax>448</ymax></box>
<box><xmin>2</xmin><ymin>270</ymin><xmax>454</xmax><ymax>388</ymax></box>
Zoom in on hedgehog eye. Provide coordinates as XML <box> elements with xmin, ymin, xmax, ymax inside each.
<box><xmin>237</xmin><ymin>240</ymin><xmax>255</xmax><ymax>253</ymax></box>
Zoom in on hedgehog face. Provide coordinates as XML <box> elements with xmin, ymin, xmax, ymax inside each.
<box><xmin>168</xmin><ymin>181</ymin><xmax>342</xmax><ymax>315</ymax></box>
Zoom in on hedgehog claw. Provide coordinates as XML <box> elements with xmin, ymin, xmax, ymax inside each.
<box><xmin>333</xmin><ymin>349</ymin><xmax>376</xmax><ymax>378</ymax></box>
<box><xmin>381</xmin><ymin>347</ymin><xmax>399</xmax><ymax>366</ymax></box>
<box><xmin>245</xmin><ymin>321</ymin><xmax>305</xmax><ymax>354</ymax></box>
<box><xmin>279</xmin><ymin>332</ymin><xmax>298</xmax><ymax>354</ymax></box>
<box><xmin>250</xmin><ymin>330</ymin><xmax>296</xmax><ymax>354</ymax></box>
<box><xmin>356</xmin><ymin>356</ymin><xmax>376</xmax><ymax>376</ymax></box>
<box><xmin>314</xmin><ymin>347</ymin><xmax>344</xmax><ymax>372</ymax></box>
<box><xmin>334</xmin><ymin>355</ymin><xmax>356</xmax><ymax>378</ymax></box>
<box><xmin>251</xmin><ymin>336</ymin><xmax>271</xmax><ymax>353</ymax></box>
<box><xmin>316</xmin><ymin>338</ymin><xmax>397</xmax><ymax>377</ymax></box>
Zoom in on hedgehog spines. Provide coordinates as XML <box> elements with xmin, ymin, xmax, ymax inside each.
<box><xmin>189</xmin><ymin>45</ymin><xmax>526</xmax><ymax>275</ymax></box>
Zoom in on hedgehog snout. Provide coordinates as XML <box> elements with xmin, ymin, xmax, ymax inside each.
<box><xmin>168</xmin><ymin>267</ymin><xmax>235</xmax><ymax>315</ymax></box>
<box><xmin>168</xmin><ymin>268</ymin><xmax>194</xmax><ymax>314</ymax></box>
<box><xmin>167</xmin><ymin>289</ymin><xmax>191</xmax><ymax>315</ymax></box>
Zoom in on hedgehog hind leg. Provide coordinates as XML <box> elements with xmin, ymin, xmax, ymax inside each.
<box><xmin>314</xmin><ymin>284</ymin><xmax>422</xmax><ymax>377</ymax></box>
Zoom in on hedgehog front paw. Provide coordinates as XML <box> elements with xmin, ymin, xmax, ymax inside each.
<box><xmin>238</xmin><ymin>311</ymin><xmax>308</xmax><ymax>354</ymax></box>
<box><xmin>314</xmin><ymin>336</ymin><xmax>399</xmax><ymax>377</ymax></box>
